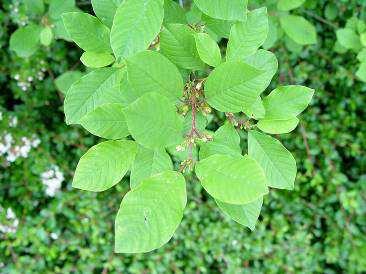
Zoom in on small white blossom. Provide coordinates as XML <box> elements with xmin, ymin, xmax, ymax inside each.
<box><xmin>41</xmin><ymin>165</ymin><xmax>64</xmax><ymax>197</ymax></box>
<box><xmin>50</xmin><ymin>232</ymin><xmax>58</xmax><ymax>240</ymax></box>
<box><xmin>9</xmin><ymin>116</ymin><xmax>18</xmax><ymax>127</ymax></box>
<box><xmin>6</xmin><ymin>208</ymin><xmax>16</xmax><ymax>219</ymax></box>
<box><xmin>0</xmin><ymin>112</ymin><xmax>3</xmax><ymax>121</ymax></box>
<box><xmin>0</xmin><ymin>207</ymin><xmax>19</xmax><ymax>234</ymax></box>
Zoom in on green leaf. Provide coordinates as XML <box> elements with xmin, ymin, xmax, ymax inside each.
<box><xmin>126</xmin><ymin>50</ymin><xmax>183</xmax><ymax>103</ymax></box>
<box><xmin>62</xmin><ymin>12</ymin><xmax>111</xmax><ymax>52</ymax></box>
<box><xmin>115</xmin><ymin>171</ymin><xmax>186</xmax><ymax>253</ymax></box>
<box><xmin>261</xmin><ymin>85</ymin><xmax>314</xmax><ymax>119</ymax></box>
<box><xmin>55</xmin><ymin>71</ymin><xmax>83</xmax><ymax>95</ymax></box>
<box><xmin>226</xmin><ymin>7</ymin><xmax>269</xmax><ymax>61</ymax></box>
<box><xmin>24</xmin><ymin>0</ymin><xmax>45</xmax><ymax>16</ymax></box>
<box><xmin>160</xmin><ymin>24</ymin><xmax>205</xmax><ymax>70</ymax></box>
<box><xmin>257</xmin><ymin>85</ymin><xmax>313</xmax><ymax>134</ymax></box>
<box><xmin>277</xmin><ymin>0</ymin><xmax>306</xmax><ymax>11</ymax></box>
<box><xmin>40</xmin><ymin>27</ymin><xmax>54</xmax><ymax>46</ymax></box>
<box><xmin>80</xmin><ymin>103</ymin><xmax>129</xmax><ymax>139</ymax></box>
<box><xmin>202</xmin><ymin>15</ymin><xmax>234</xmax><ymax>39</ymax></box>
<box><xmin>257</xmin><ymin>117</ymin><xmax>299</xmax><ymax>134</ymax></box>
<box><xmin>263</xmin><ymin>17</ymin><xmax>278</xmax><ymax>49</ymax></box>
<box><xmin>248</xmin><ymin>130</ymin><xmax>297</xmax><ymax>190</ymax></box>
<box><xmin>357</xmin><ymin>48</ymin><xmax>366</xmax><ymax>62</ymax></box>
<box><xmin>130</xmin><ymin>146</ymin><xmax>173</xmax><ymax>189</ymax></box>
<box><xmin>193</xmin><ymin>0</ymin><xmax>247</xmax><ymax>21</ymax></box>
<box><xmin>205</xmin><ymin>61</ymin><xmax>264</xmax><ymax>113</ymax></box>
<box><xmin>360</xmin><ymin>33</ymin><xmax>366</xmax><ymax>47</ymax></box>
<box><xmin>49</xmin><ymin>0</ymin><xmax>77</xmax><ymax>21</ymax></box>
<box><xmin>195</xmin><ymin>154</ymin><xmax>268</xmax><ymax>204</ymax></box>
<box><xmin>91</xmin><ymin>0</ymin><xmax>123</xmax><ymax>27</ymax></box>
<box><xmin>73</xmin><ymin>140</ymin><xmax>137</xmax><ymax>192</ymax></box>
<box><xmin>356</xmin><ymin>62</ymin><xmax>366</xmax><ymax>82</ymax></box>
<box><xmin>124</xmin><ymin>92</ymin><xmax>183</xmax><ymax>149</ymax></box>
<box><xmin>64</xmin><ymin>68</ymin><xmax>126</xmax><ymax>124</ymax></box>
<box><xmin>244</xmin><ymin>97</ymin><xmax>265</xmax><ymax>119</ymax></box>
<box><xmin>199</xmin><ymin>123</ymin><xmax>241</xmax><ymax>159</ymax></box>
<box><xmin>216</xmin><ymin>197</ymin><xmax>263</xmax><ymax>230</ymax></box>
<box><xmin>80</xmin><ymin>52</ymin><xmax>115</xmax><ymax>68</ymax></box>
<box><xmin>9</xmin><ymin>24</ymin><xmax>41</xmax><ymax>58</ymax></box>
<box><xmin>163</xmin><ymin>0</ymin><xmax>186</xmax><ymax>24</ymax></box>
<box><xmin>243</xmin><ymin>49</ymin><xmax>278</xmax><ymax>93</ymax></box>
<box><xmin>111</xmin><ymin>0</ymin><xmax>164</xmax><ymax>59</ymax></box>
<box><xmin>280</xmin><ymin>15</ymin><xmax>317</xmax><ymax>45</ymax></box>
<box><xmin>336</xmin><ymin>28</ymin><xmax>362</xmax><ymax>51</ymax></box>
<box><xmin>49</xmin><ymin>0</ymin><xmax>79</xmax><ymax>41</ymax></box>
<box><xmin>194</xmin><ymin>33</ymin><xmax>222</xmax><ymax>67</ymax></box>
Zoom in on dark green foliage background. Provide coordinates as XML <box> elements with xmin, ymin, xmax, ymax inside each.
<box><xmin>0</xmin><ymin>0</ymin><xmax>365</xmax><ymax>273</ymax></box>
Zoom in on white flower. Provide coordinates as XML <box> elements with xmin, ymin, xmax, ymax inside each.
<box><xmin>50</xmin><ymin>232</ymin><xmax>58</xmax><ymax>240</ymax></box>
<box><xmin>4</xmin><ymin>133</ymin><xmax>13</xmax><ymax>144</ymax></box>
<box><xmin>0</xmin><ymin>208</ymin><xmax>19</xmax><ymax>234</ymax></box>
<box><xmin>14</xmin><ymin>74</ymin><xmax>20</xmax><ymax>80</ymax></box>
<box><xmin>27</xmin><ymin>76</ymin><xmax>33</xmax><ymax>82</ymax></box>
<box><xmin>6</xmin><ymin>208</ymin><xmax>16</xmax><ymax>219</ymax></box>
<box><xmin>31</xmin><ymin>138</ymin><xmax>41</xmax><ymax>147</ymax></box>
<box><xmin>9</xmin><ymin>116</ymin><xmax>18</xmax><ymax>127</ymax></box>
<box><xmin>41</xmin><ymin>165</ymin><xmax>64</xmax><ymax>197</ymax></box>
<box><xmin>0</xmin><ymin>112</ymin><xmax>2</xmax><ymax>120</ymax></box>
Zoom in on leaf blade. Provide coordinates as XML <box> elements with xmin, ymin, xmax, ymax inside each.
<box><xmin>72</xmin><ymin>140</ymin><xmax>137</xmax><ymax>192</ymax></box>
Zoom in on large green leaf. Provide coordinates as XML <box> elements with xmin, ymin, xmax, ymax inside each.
<box><xmin>62</xmin><ymin>12</ymin><xmax>111</xmax><ymax>52</ymax></box>
<box><xmin>24</xmin><ymin>0</ymin><xmax>45</xmax><ymax>16</ymax></box>
<box><xmin>72</xmin><ymin>140</ymin><xmax>137</xmax><ymax>191</ymax></box>
<box><xmin>244</xmin><ymin>97</ymin><xmax>265</xmax><ymax>119</ymax></box>
<box><xmin>64</xmin><ymin>68</ymin><xmax>126</xmax><ymax>124</ymax></box>
<box><xmin>55</xmin><ymin>71</ymin><xmax>83</xmax><ymax>95</ymax></box>
<box><xmin>226</xmin><ymin>8</ymin><xmax>269</xmax><ymax>61</ymax></box>
<box><xmin>115</xmin><ymin>171</ymin><xmax>186</xmax><ymax>253</ymax></box>
<box><xmin>49</xmin><ymin>0</ymin><xmax>77</xmax><ymax>20</ymax></box>
<box><xmin>160</xmin><ymin>24</ymin><xmax>205</xmax><ymax>70</ymax></box>
<box><xmin>202</xmin><ymin>15</ymin><xmax>234</xmax><ymax>39</ymax></box>
<box><xmin>356</xmin><ymin>62</ymin><xmax>366</xmax><ymax>82</ymax></box>
<box><xmin>261</xmin><ymin>85</ymin><xmax>314</xmax><ymax>119</ymax></box>
<box><xmin>91</xmin><ymin>0</ymin><xmax>123</xmax><ymax>27</ymax></box>
<box><xmin>80</xmin><ymin>52</ymin><xmax>115</xmax><ymax>68</ymax></box>
<box><xmin>126</xmin><ymin>51</ymin><xmax>183</xmax><ymax>102</ymax></box>
<box><xmin>80</xmin><ymin>103</ymin><xmax>129</xmax><ymax>139</ymax></box>
<box><xmin>193</xmin><ymin>0</ymin><xmax>247</xmax><ymax>21</ymax></box>
<box><xmin>280</xmin><ymin>15</ymin><xmax>317</xmax><ymax>45</ymax></box>
<box><xmin>257</xmin><ymin>117</ymin><xmax>299</xmax><ymax>134</ymax></box>
<box><xmin>194</xmin><ymin>33</ymin><xmax>222</xmax><ymax>67</ymax></box>
<box><xmin>9</xmin><ymin>24</ymin><xmax>41</xmax><ymax>58</ymax></box>
<box><xmin>124</xmin><ymin>92</ymin><xmax>183</xmax><ymax>149</ymax></box>
<box><xmin>110</xmin><ymin>0</ymin><xmax>164</xmax><ymax>59</ymax></box>
<box><xmin>257</xmin><ymin>85</ymin><xmax>314</xmax><ymax>134</ymax></box>
<box><xmin>216</xmin><ymin>197</ymin><xmax>263</xmax><ymax>230</ymax></box>
<box><xmin>263</xmin><ymin>17</ymin><xmax>278</xmax><ymax>49</ymax></box>
<box><xmin>336</xmin><ymin>28</ymin><xmax>362</xmax><ymax>51</ymax></box>
<box><xmin>195</xmin><ymin>154</ymin><xmax>268</xmax><ymax>204</ymax></box>
<box><xmin>49</xmin><ymin>0</ymin><xmax>79</xmax><ymax>41</ymax></box>
<box><xmin>205</xmin><ymin>61</ymin><xmax>264</xmax><ymax>113</ymax></box>
<box><xmin>277</xmin><ymin>0</ymin><xmax>305</xmax><ymax>11</ymax></box>
<box><xmin>243</xmin><ymin>49</ymin><xmax>278</xmax><ymax>92</ymax></box>
<box><xmin>163</xmin><ymin>0</ymin><xmax>186</xmax><ymax>24</ymax></box>
<box><xmin>248</xmin><ymin>131</ymin><xmax>296</xmax><ymax>190</ymax></box>
<box><xmin>199</xmin><ymin>123</ymin><xmax>241</xmax><ymax>159</ymax></box>
<box><xmin>130</xmin><ymin>146</ymin><xmax>173</xmax><ymax>189</ymax></box>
